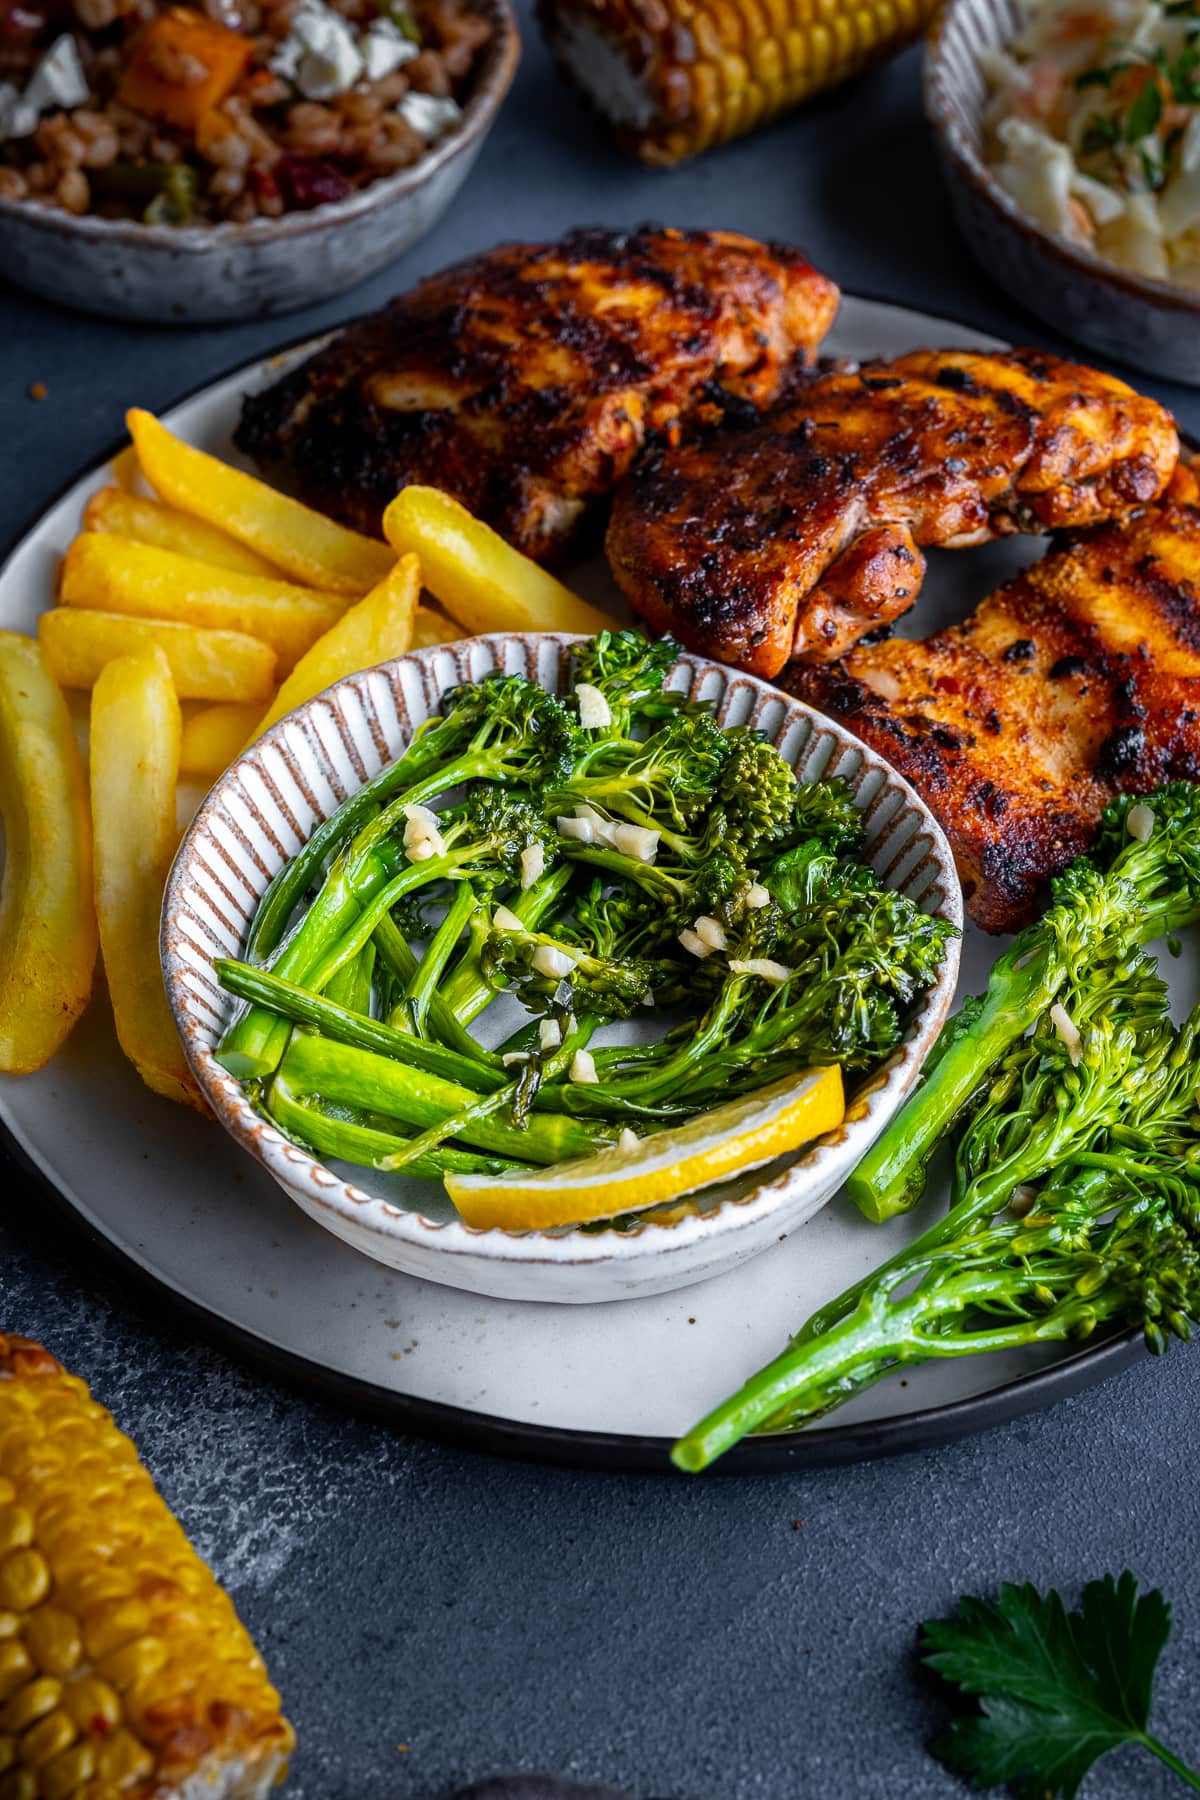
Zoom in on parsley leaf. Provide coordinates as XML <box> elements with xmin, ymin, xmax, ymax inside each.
<box><xmin>1126</xmin><ymin>76</ymin><xmax>1164</xmax><ymax>141</ymax></box>
<box><xmin>921</xmin><ymin>1574</ymin><xmax>1200</xmax><ymax>1797</ymax></box>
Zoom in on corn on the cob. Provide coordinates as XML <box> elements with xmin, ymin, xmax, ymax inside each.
<box><xmin>0</xmin><ymin>1334</ymin><xmax>294</xmax><ymax>1800</ymax></box>
<box><xmin>536</xmin><ymin>0</ymin><xmax>941</xmax><ymax>164</ymax></box>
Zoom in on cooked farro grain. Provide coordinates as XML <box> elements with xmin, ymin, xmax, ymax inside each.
<box><xmin>0</xmin><ymin>0</ymin><xmax>490</xmax><ymax>223</ymax></box>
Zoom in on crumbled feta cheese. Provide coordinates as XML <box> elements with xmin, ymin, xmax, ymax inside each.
<box><xmin>611</xmin><ymin>821</ymin><xmax>659</xmax><ymax>863</ymax></box>
<box><xmin>678</xmin><ymin>928</ymin><xmax>713</xmax><ymax>959</ymax></box>
<box><xmin>556</xmin><ymin>816</ymin><xmax>595</xmax><ymax>844</ymax></box>
<box><xmin>617</xmin><ymin>1128</ymin><xmax>640</xmax><ymax>1154</ymax></box>
<box><xmin>271</xmin><ymin>0</ymin><xmax>365</xmax><ymax>100</ymax></box>
<box><xmin>694</xmin><ymin>914</ymin><xmax>728</xmax><ymax>952</ymax></box>
<box><xmin>569</xmin><ymin>1048</ymin><xmax>598</xmax><ymax>1084</ymax></box>
<box><xmin>744</xmin><ymin>883</ymin><xmax>771</xmax><ymax>909</ymax></box>
<box><xmin>520</xmin><ymin>842</ymin><xmax>545</xmax><ymax>889</ymax></box>
<box><xmin>492</xmin><ymin>905</ymin><xmax>525</xmax><ymax>933</ymax></box>
<box><xmin>358</xmin><ymin>16</ymin><xmax>419</xmax><ymax>80</ymax></box>
<box><xmin>1049</xmin><ymin>1001</ymin><xmax>1082</xmax><ymax>1065</ymax></box>
<box><xmin>539</xmin><ymin>1018</ymin><xmax>562</xmax><ymax>1053</ymax></box>
<box><xmin>575</xmin><ymin>682</ymin><xmax>612</xmax><ymax>730</ymax></box>
<box><xmin>532</xmin><ymin>943</ymin><xmax>578</xmax><ymax>979</ymax></box>
<box><xmin>399</xmin><ymin>91</ymin><xmax>462</xmax><ymax>141</ymax></box>
<box><xmin>1126</xmin><ymin>802</ymin><xmax>1155</xmax><ymax>843</ymax></box>
<box><xmin>501</xmin><ymin>1052</ymin><xmax>529</xmax><ymax>1067</ymax></box>
<box><xmin>0</xmin><ymin>35</ymin><xmax>89</xmax><ymax>142</ymax></box>
<box><xmin>729</xmin><ymin>957</ymin><xmax>793</xmax><ymax>986</ymax></box>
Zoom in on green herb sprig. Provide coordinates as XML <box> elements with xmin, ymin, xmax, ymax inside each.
<box><xmin>921</xmin><ymin>1573</ymin><xmax>1200</xmax><ymax>1796</ymax></box>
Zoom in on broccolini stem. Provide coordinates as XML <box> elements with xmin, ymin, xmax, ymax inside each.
<box><xmin>217</xmin><ymin>853</ymin><xmax>366</xmax><ymax>1079</ymax></box>
<box><xmin>304</xmin><ymin>851</ymin><xmax>479</xmax><ymax>995</ymax></box>
<box><xmin>278</xmin><ymin>1033</ymin><xmax>608</xmax><ymax>1163</ymax></box>
<box><xmin>846</xmin><ymin>943</ymin><xmax>1059</xmax><ymax>1223</ymax></box>
<box><xmin>378</xmin><ymin>1017</ymin><xmax>598</xmax><ymax>1173</ymax></box>
<box><xmin>324</xmin><ymin>941</ymin><xmax>374</xmax><ymax>1017</ymax></box>
<box><xmin>243</xmin><ymin>718</ymin><xmax>453</xmax><ymax>962</ymax></box>
<box><xmin>671</xmin><ymin>1261</ymin><xmax>1107</xmax><ymax>1473</ymax></box>
<box><xmin>268</xmin><ymin>1073</ymin><xmax>519</xmax><ymax>1178</ymax></box>
<box><xmin>404</xmin><ymin>881</ymin><xmax>477</xmax><ymax>1036</ymax></box>
<box><xmin>213</xmin><ymin>960</ymin><xmax>501</xmax><ymax>1093</ymax></box>
<box><xmin>440</xmin><ymin>864</ymin><xmax>573</xmax><ymax>1023</ymax></box>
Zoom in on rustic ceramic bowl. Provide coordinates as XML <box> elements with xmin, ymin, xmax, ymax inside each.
<box><xmin>0</xmin><ymin>0</ymin><xmax>518</xmax><ymax>325</ymax></box>
<box><xmin>926</xmin><ymin>0</ymin><xmax>1200</xmax><ymax>385</ymax></box>
<box><xmin>162</xmin><ymin>633</ymin><xmax>962</xmax><ymax>1303</ymax></box>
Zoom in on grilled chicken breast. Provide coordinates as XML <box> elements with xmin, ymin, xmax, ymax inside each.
<box><xmin>607</xmin><ymin>347</ymin><xmax>1179</xmax><ymax>676</ymax></box>
<box><xmin>785</xmin><ymin>501</ymin><xmax>1200</xmax><ymax>933</ymax></box>
<box><xmin>235</xmin><ymin>226</ymin><xmax>839</xmax><ymax>561</ymax></box>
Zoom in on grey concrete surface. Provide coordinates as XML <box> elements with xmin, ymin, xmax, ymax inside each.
<box><xmin>1</xmin><ymin>15</ymin><xmax>1198</xmax><ymax>1797</ymax></box>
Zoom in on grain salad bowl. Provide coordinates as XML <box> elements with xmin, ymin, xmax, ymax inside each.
<box><xmin>925</xmin><ymin>0</ymin><xmax>1200</xmax><ymax>384</ymax></box>
<box><xmin>162</xmin><ymin>633</ymin><xmax>962</xmax><ymax>1304</ymax></box>
<box><xmin>0</xmin><ymin>0</ymin><xmax>518</xmax><ymax>326</ymax></box>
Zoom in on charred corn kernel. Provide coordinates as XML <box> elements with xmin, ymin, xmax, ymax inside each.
<box><xmin>17</xmin><ymin>1709</ymin><xmax>74</xmax><ymax>1769</ymax></box>
<box><xmin>537</xmin><ymin>0</ymin><xmax>940</xmax><ymax>162</ymax></box>
<box><xmin>60</xmin><ymin>1679</ymin><xmax>119</xmax><ymax>1738</ymax></box>
<box><xmin>94</xmin><ymin>1730</ymin><xmax>153</xmax><ymax>1786</ymax></box>
<box><xmin>22</xmin><ymin>1614</ymin><xmax>79</xmax><ymax>1681</ymax></box>
<box><xmin>0</xmin><ymin>1679</ymin><xmax>60</xmax><ymax>1736</ymax></box>
<box><xmin>0</xmin><ymin>1334</ymin><xmax>294</xmax><ymax>1799</ymax></box>
<box><xmin>0</xmin><ymin>1518</ymin><xmax>31</xmax><ymax>1563</ymax></box>
<box><xmin>0</xmin><ymin>1558</ymin><xmax>48</xmax><ymax>1616</ymax></box>
<box><xmin>38</xmin><ymin>1741</ymin><xmax>94</xmax><ymax>1800</ymax></box>
<box><xmin>0</xmin><ymin>1647</ymin><xmax>32</xmax><ymax>1705</ymax></box>
<box><xmin>95</xmin><ymin>1636</ymin><xmax>165</xmax><ymax>1692</ymax></box>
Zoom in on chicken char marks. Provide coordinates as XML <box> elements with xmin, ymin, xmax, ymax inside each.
<box><xmin>786</xmin><ymin>502</ymin><xmax>1200</xmax><ymax>934</ymax></box>
<box><xmin>607</xmin><ymin>347</ymin><xmax>1179</xmax><ymax>676</ymax></box>
<box><xmin>235</xmin><ymin>226</ymin><xmax>839</xmax><ymax>561</ymax></box>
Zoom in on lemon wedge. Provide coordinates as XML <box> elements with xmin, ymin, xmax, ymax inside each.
<box><xmin>444</xmin><ymin>1065</ymin><xmax>844</xmax><ymax>1231</ymax></box>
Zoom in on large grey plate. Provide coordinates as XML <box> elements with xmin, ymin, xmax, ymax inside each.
<box><xmin>0</xmin><ymin>293</ymin><xmax>1140</xmax><ymax>1470</ymax></box>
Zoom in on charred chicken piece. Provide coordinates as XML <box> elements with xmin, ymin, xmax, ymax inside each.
<box><xmin>785</xmin><ymin>502</ymin><xmax>1200</xmax><ymax>934</ymax></box>
<box><xmin>235</xmin><ymin>226</ymin><xmax>839</xmax><ymax>561</ymax></box>
<box><xmin>607</xmin><ymin>347</ymin><xmax>1179</xmax><ymax>675</ymax></box>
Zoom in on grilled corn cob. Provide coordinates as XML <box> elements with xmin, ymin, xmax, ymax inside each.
<box><xmin>0</xmin><ymin>1334</ymin><xmax>294</xmax><ymax>1800</ymax></box>
<box><xmin>537</xmin><ymin>0</ymin><xmax>940</xmax><ymax>163</ymax></box>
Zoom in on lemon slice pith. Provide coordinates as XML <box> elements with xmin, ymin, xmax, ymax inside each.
<box><xmin>444</xmin><ymin>1064</ymin><xmax>845</xmax><ymax>1232</ymax></box>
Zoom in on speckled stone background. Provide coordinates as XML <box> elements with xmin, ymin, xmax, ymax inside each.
<box><xmin>2</xmin><ymin>17</ymin><xmax>1199</xmax><ymax>1796</ymax></box>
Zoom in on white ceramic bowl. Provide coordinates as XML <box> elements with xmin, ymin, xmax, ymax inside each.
<box><xmin>926</xmin><ymin>0</ymin><xmax>1200</xmax><ymax>384</ymax></box>
<box><xmin>0</xmin><ymin>0</ymin><xmax>518</xmax><ymax>325</ymax></box>
<box><xmin>162</xmin><ymin>633</ymin><xmax>962</xmax><ymax>1303</ymax></box>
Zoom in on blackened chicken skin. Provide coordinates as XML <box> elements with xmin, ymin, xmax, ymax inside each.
<box><xmin>786</xmin><ymin>501</ymin><xmax>1200</xmax><ymax>934</ymax></box>
<box><xmin>235</xmin><ymin>226</ymin><xmax>839</xmax><ymax>561</ymax></box>
<box><xmin>607</xmin><ymin>347</ymin><xmax>1180</xmax><ymax>676</ymax></box>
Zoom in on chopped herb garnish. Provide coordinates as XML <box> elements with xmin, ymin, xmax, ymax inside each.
<box><xmin>1081</xmin><ymin>111</ymin><xmax>1121</xmax><ymax>156</ymax></box>
<box><xmin>1075</xmin><ymin>59</ymin><xmax>1133</xmax><ymax>89</ymax></box>
<box><xmin>1126</xmin><ymin>75</ymin><xmax>1164</xmax><ymax>141</ymax></box>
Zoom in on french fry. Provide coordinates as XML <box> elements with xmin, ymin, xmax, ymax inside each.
<box><xmin>90</xmin><ymin>645</ymin><xmax>203</xmax><ymax>1109</ymax></box>
<box><xmin>62</xmin><ymin>533</ymin><xmax>344</xmax><ymax>673</ymax></box>
<box><xmin>181</xmin><ymin>700</ymin><xmax>266</xmax><ymax>780</ymax></box>
<box><xmin>84</xmin><ymin>486</ymin><xmax>287</xmax><ymax>578</ymax></box>
<box><xmin>40</xmin><ymin>608</ymin><xmax>276</xmax><ymax>703</ymax></box>
<box><xmin>110</xmin><ymin>443</ymin><xmax>143</xmax><ymax>492</ymax></box>
<box><xmin>128</xmin><ymin>409</ymin><xmax>394</xmax><ymax>595</ymax></box>
<box><xmin>251</xmin><ymin>553</ymin><xmax>419</xmax><ymax>741</ymax></box>
<box><xmin>383</xmin><ymin>486</ymin><xmax>616</xmax><ymax>637</ymax></box>
<box><xmin>411</xmin><ymin>604</ymin><xmax>464</xmax><ymax>648</ymax></box>
<box><xmin>0</xmin><ymin>631</ymin><xmax>97</xmax><ymax>1073</ymax></box>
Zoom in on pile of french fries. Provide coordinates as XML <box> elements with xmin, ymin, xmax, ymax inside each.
<box><xmin>0</xmin><ymin>408</ymin><xmax>615</xmax><ymax>1106</ymax></box>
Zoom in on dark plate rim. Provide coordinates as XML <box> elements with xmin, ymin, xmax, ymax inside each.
<box><xmin>0</xmin><ymin>286</ymin><xmax>1155</xmax><ymax>1474</ymax></box>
